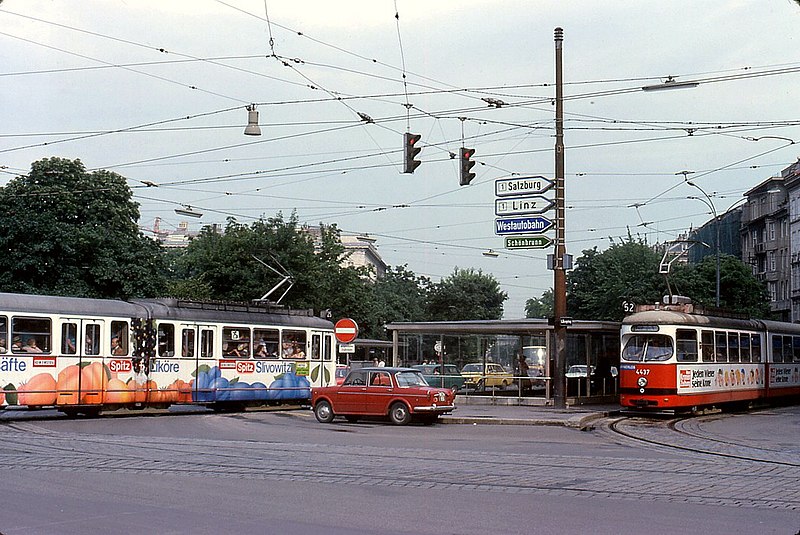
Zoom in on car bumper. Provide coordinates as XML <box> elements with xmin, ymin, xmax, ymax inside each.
<box><xmin>414</xmin><ymin>404</ymin><xmax>456</xmax><ymax>412</ymax></box>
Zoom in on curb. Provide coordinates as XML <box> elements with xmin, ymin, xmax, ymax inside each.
<box><xmin>441</xmin><ymin>409</ymin><xmax>619</xmax><ymax>429</ymax></box>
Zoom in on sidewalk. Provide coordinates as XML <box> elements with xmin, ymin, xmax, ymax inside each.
<box><xmin>440</xmin><ymin>396</ymin><xmax>620</xmax><ymax>430</ymax></box>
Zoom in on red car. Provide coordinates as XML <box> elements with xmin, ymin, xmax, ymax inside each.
<box><xmin>312</xmin><ymin>367</ymin><xmax>456</xmax><ymax>425</ymax></box>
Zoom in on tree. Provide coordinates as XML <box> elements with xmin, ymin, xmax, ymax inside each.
<box><xmin>0</xmin><ymin>157</ymin><xmax>167</xmax><ymax>298</ymax></box>
<box><xmin>171</xmin><ymin>213</ymin><xmax>377</xmax><ymax>323</ymax></box>
<box><xmin>670</xmin><ymin>254</ymin><xmax>770</xmax><ymax>318</ymax></box>
<box><xmin>567</xmin><ymin>239</ymin><xmax>664</xmax><ymax>321</ymax></box>
<box><xmin>369</xmin><ymin>265</ymin><xmax>430</xmax><ymax>332</ymax></box>
<box><xmin>426</xmin><ymin>267</ymin><xmax>507</xmax><ymax>321</ymax></box>
<box><xmin>525</xmin><ymin>289</ymin><xmax>553</xmax><ymax>318</ymax></box>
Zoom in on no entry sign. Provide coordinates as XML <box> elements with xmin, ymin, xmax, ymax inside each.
<box><xmin>334</xmin><ymin>318</ymin><xmax>359</xmax><ymax>344</ymax></box>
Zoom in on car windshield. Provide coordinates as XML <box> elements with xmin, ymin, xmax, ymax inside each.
<box><xmin>622</xmin><ymin>334</ymin><xmax>674</xmax><ymax>362</ymax></box>
<box><xmin>395</xmin><ymin>370</ymin><xmax>428</xmax><ymax>387</ymax></box>
<box><xmin>461</xmin><ymin>364</ymin><xmax>482</xmax><ymax>373</ymax></box>
<box><xmin>567</xmin><ymin>365</ymin><xmax>587</xmax><ymax>375</ymax></box>
<box><xmin>335</xmin><ymin>367</ymin><xmax>349</xmax><ymax>378</ymax></box>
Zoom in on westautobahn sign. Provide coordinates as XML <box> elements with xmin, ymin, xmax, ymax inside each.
<box><xmin>495</xmin><ymin>216</ymin><xmax>552</xmax><ymax>235</ymax></box>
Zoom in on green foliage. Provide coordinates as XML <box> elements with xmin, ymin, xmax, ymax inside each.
<box><xmin>0</xmin><ymin>157</ymin><xmax>167</xmax><ymax>298</ymax></box>
<box><xmin>670</xmin><ymin>254</ymin><xmax>770</xmax><ymax>318</ymax></box>
<box><xmin>525</xmin><ymin>288</ymin><xmax>553</xmax><ymax>318</ymax></box>
<box><xmin>567</xmin><ymin>240</ymin><xmax>665</xmax><ymax>321</ymax></box>
<box><xmin>426</xmin><ymin>267</ymin><xmax>507</xmax><ymax>321</ymax></box>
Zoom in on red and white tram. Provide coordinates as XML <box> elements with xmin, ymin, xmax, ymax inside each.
<box><xmin>620</xmin><ymin>300</ymin><xmax>800</xmax><ymax>411</ymax></box>
<box><xmin>0</xmin><ymin>292</ymin><xmax>337</xmax><ymax>416</ymax></box>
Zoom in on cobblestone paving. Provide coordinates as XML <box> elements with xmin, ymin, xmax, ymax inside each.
<box><xmin>1</xmin><ymin>414</ymin><xmax>797</xmax><ymax>511</ymax></box>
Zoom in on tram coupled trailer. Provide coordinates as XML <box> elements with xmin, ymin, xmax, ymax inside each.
<box><xmin>0</xmin><ymin>293</ymin><xmax>337</xmax><ymax>416</ymax></box>
<box><xmin>619</xmin><ymin>302</ymin><xmax>800</xmax><ymax>412</ymax></box>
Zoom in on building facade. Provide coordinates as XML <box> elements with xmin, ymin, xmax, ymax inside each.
<box><xmin>740</xmin><ymin>176</ymin><xmax>790</xmax><ymax>321</ymax></box>
<box><xmin>783</xmin><ymin>160</ymin><xmax>800</xmax><ymax>321</ymax></box>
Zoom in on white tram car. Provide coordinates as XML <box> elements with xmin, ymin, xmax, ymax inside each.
<box><xmin>620</xmin><ymin>301</ymin><xmax>800</xmax><ymax>411</ymax></box>
<box><xmin>0</xmin><ymin>292</ymin><xmax>337</xmax><ymax>416</ymax></box>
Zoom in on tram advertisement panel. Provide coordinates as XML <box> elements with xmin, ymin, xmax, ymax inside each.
<box><xmin>769</xmin><ymin>364</ymin><xmax>800</xmax><ymax>389</ymax></box>
<box><xmin>677</xmin><ymin>364</ymin><xmax>764</xmax><ymax>393</ymax></box>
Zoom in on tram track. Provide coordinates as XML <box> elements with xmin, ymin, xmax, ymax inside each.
<box><xmin>606</xmin><ymin>415</ymin><xmax>800</xmax><ymax>467</ymax></box>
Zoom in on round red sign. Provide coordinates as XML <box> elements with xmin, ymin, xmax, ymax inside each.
<box><xmin>334</xmin><ymin>318</ymin><xmax>359</xmax><ymax>344</ymax></box>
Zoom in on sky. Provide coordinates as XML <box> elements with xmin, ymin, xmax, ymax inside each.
<box><xmin>1</xmin><ymin>0</ymin><xmax>799</xmax><ymax>318</ymax></box>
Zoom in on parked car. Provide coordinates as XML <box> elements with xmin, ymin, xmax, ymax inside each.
<box><xmin>461</xmin><ymin>362</ymin><xmax>514</xmax><ymax>390</ymax></box>
<box><xmin>335</xmin><ymin>365</ymin><xmax>350</xmax><ymax>386</ymax></box>
<box><xmin>411</xmin><ymin>364</ymin><xmax>465</xmax><ymax>391</ymax></box>
<box><xmin>566</xmin><ymin>365</ymin><xmax>596</xmax><ymax>395</ymax></box>
<box><xmin>565</xmin><ymin>365</ymin><xmax>595</xmax><ymax>378</ymax></box>
<box><xmin>312</xmin><ymin>367</ymin><xmax>456</xmax><ymax>425</ymax></box>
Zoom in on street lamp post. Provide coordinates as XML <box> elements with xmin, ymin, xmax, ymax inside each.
<box><xmin>680</xmin><ymin>171</ymin><xmax>721</xmax><ymax>307</ymax></box>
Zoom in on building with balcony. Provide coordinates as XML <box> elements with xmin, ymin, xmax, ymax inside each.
<box><xmin>782</xmin><ymin>159</ymin><xmax>800</xmax><ymax>321</ymax></box>
<box><xmin>740</xmin><ymin>175</ymin><xmax>789</xmax><ymax>321</ymax></box>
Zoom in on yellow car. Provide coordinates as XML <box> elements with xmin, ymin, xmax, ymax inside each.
<box><xmin>461</xmin><ymin>362</ymin><xmax>514</xmax><ymax>390</ymax></box>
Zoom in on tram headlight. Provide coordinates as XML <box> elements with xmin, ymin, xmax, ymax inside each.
<box><xmin>637</xmin><ymin>376</ymin><xmax>648</xmax><ymax>388</ymax></box>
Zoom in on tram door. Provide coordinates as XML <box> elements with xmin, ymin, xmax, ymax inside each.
<box><xmin>57</xmin><ymin>319</ymin><xmax>103</xmax><ymax>405</ymax></box>
<box><xmin>193</xmin><ymin>325</ymin><xmax>217</xmax><ymax>402</ymax></box>
<box><xmin>309</xmin><ymin>331</ymin><xmax>334</xmax><ymax>387</ymax></box>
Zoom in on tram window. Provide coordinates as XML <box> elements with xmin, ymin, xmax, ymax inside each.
<box><xmin>311</xmin><ymin>334</ymin><xmax>321</xmax><ymax>360</ymax></box>
<box><xmin>786</xmin><ymin>336</ymin><xmax>796</xmax><ymax>363</ymax></box>
<box><xmin>111</xmin><ymin>321</ymin><xmax>128</xmax><ymax>356</ymax></box>
<box><xmin>223</xmin><ymin>327</ymin><xmax>250</xmax><ymax>358</ymax></box>
<box><xmin>324</xmin><ymin>334</ymin><xmax>333</xmax><ymax>361</ymax></box>
<box><xmin>740</xmin><ymin>333</ymin><xmax>751</xmax><ymax>363</ymax></box>
<box><xmin>675</xmin><ymin>330</ymin><xmax>698</xmax><ymax>362</ymax></box>
<box><xmin>714</xmin><ymin>332</ymin><xmax>728</xmax><ymax>362</ymax></box>
<box><xmin>158</xmin><ymin>323</ymin><xmax>175</xmax><ymax>357</ymax></box>
<box><xmin>0</xmin><ymin>316</ymin><xmax>6</xmax><ymax>353</ymax></box>
<box><xmin>253</xmin><ymin>329</ymin><xmax>279</xmax><ymax>359</ymax></box>
<box><xmin>181</xmin><ymin>329</ymin><xmax>195</xmax><ymax>358</ymax></box>
<box><xmin>11</xmin><ymin>317</ymin><xmax>51</xmax><ymax>354</ymax></box>
<box><xmin>751</xmin><ymin>334</ymin><xmax>761</xmax><ymax>362</ymax></box>
<box><xmin>728</xmin><ymin>333</ymin><xmax>740</xmax><ymax>363</ymax></box>
<box><xmin>771</xmin><ymin>335</ymin><xmax>783</xmax><ymax>363</ymax></box>
<box><xmin>84</xmin><ymin>324</ymin><xmax>100</xmax><ymax>355</ymax></box>
<box><xmin>200</xmin><ymin>329</ymin><xmax>214</xmax><ymax>358</ymax></box>
<box><xmin>793</xmin><ymin>336</ymin><xmax>800</xmax><ymax>363</ymax></box>
<box><xmin>622</xmin><ymin>336</ymin><xmax>645</xmax><ymax>361</ymax></box>
<box><xmin>61</xmin><ymin>323</ymin><xmax>77</xmax><ymax>354</ymax></box>
<box><xmin>701</xmin><ymin>331</ymin><xmax>715</xmax><ymax>362</ymax></box>
<box><xmin>282</xmin><ymin>330</ymin><xmax>307</xmax><ymax>359</ymax></box>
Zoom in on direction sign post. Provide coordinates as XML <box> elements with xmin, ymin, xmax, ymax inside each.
<box><xmin>495</xmin><ymin>176</ymin><xmax>554</xmax><ymax>197</ymax></box>
<box><xmin>504</xmin><ymin>236</ymin><xmax>553</xmax><ymax>249</ymax></box>
<box><xmin>495</xmin><ymin>216</ymin><xmax>553</xmax><ymax>235</ymax></box>
<box><xmin>334</xmin><ymin>318</ymin><xmax>359</xmax><ymax>344</ymax></box>
<box><xmin>495</xmin><ymin>195</ymin><xmax>555</xmax><ymax>217</ymax></box>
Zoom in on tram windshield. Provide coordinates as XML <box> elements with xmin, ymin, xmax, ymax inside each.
<box><xmin>622</xmin><ymin>334</ymin><xmax>673</xmax><ymax>362</ymax></box>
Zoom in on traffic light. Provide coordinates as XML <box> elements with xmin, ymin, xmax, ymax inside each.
<box><xmin>459</xmin><ymin>147</ymin><xmax>476</xmax><ymax>185</ymax></box>
<box><xmin>403</xmin><ymin>132</ymin><xmax>422</xmax><ymax>174</ymax></box>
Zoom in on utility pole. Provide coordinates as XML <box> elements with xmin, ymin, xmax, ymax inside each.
<box><xmin>552</xmin><ymin>27</ymin><xmax>567</xmax><ymax>409</ymax></box>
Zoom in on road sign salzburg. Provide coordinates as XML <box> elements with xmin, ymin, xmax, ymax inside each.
<box><xmin>495</xmin><ymin>195</ymin><xmax>554</xmax><ymax>216</ymax></box>
<box><xmin>334</xmin><ymin>318</ymin><xmax>359</xmax><ymax>344</ymax></box>
<box><xmin>504</xmin><ymin>236</ymin><xmax>553</xmax><ymax>249</ymax></box>
<box><xmin>495</xmin><ymin>176</ymin><xmax>554</xmax><ymax>197</ymax></box>
<box><xmin>495</xmin><ymin>216</ymin><xmax>553</xmax><ymax>235</ymax></box>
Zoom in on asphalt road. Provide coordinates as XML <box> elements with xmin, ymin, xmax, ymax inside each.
<box><xmin>0</xmin><ymin>406</ymin><xmax>798</xmax><ymax>535</ymax></box>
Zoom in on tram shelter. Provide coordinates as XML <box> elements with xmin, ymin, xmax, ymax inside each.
<box><xmin>385</xmin><ymin>318</ymin><xmax>620</xmax><ymax>404</ymax></box>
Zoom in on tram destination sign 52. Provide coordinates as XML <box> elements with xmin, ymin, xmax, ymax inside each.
<box><xmin>495</xmin><ymin>195</ymin><xmax>554</xmax><ymax>217</ymax></box>
<box><xmin>495</xmin><ymin>176</ymin><xmax>554</xmax><ymax>197</ymax></box>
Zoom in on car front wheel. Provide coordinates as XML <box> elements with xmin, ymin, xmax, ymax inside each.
<box><xmin>389</xmin><ymin>402</ymin><xmax>411</xmax><ymax>425</ymax></box>
<box><xmin>314</xmin><ymin>400</ymin><xmax>335</xmax><ymax>423</ymax></box>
